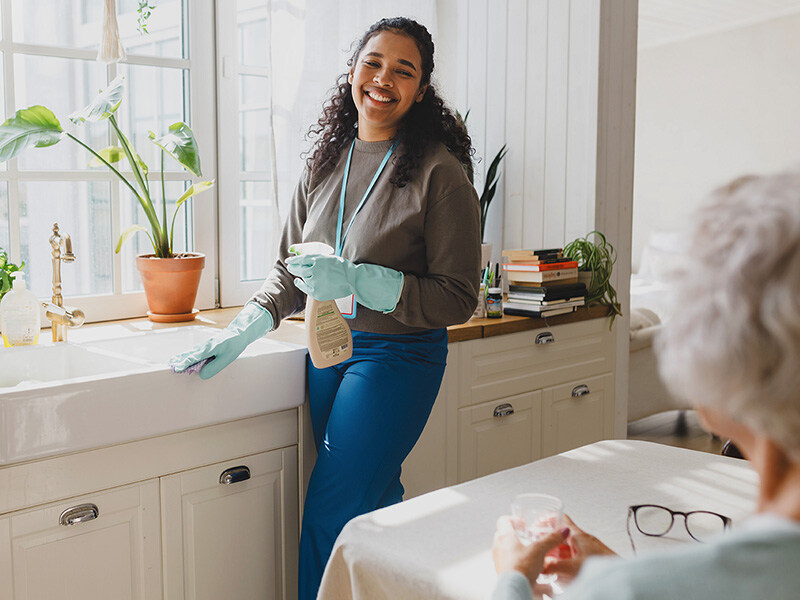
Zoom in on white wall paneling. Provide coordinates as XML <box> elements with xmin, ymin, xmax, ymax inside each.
<box><xmin>436</xmin><ymin>0</ymin><xmax>637</xmax><ymax>436</ymax></box>
<box><xmin>521</xmin><ymin>0</ymin><xmax>548</xmax><ymax>250</ymax></box>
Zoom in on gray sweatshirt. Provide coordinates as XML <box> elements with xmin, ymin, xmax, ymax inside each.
<box><xmin>249</xmin><ymin>137</ymin><xmax>481</xmax><ymax>334</ymax></box>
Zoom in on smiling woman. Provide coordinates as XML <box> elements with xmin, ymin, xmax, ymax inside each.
<box><xmin>347</xmin><ymin>31</ymin><xmax>429</xmax><ymax>141</ymax></box>
<box><xmin>169</xmin><ymin>15</ymin><xmax>482</xmax><ymax>600</ymax></box>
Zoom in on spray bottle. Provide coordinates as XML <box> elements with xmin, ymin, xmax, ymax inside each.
<box><xmin>289</xmin><ymin>242</ymin><xmax>353</xmax><ymax>369</ymax></box>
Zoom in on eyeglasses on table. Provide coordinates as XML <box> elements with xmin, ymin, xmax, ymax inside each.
<box><xmin>626</xmin><ymin>504</ymin><xmax>732</xmax><ymax>553</ymax></box>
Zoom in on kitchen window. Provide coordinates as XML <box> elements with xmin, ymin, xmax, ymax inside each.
<box><xmin>0</xmin><ymin>0</ymin><xmax>222</xmax><ymax>321</ymax></box>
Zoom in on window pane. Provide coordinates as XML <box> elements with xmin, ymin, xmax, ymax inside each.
<box><xmin>19</xmin><ymin>181</ymin><xmax>112</xmax><ymax>298</ymax></box>
<box><xmin>12</xmin><ymin>0</ymin><xmax>185</xmax><ymax>59</ymax></box>
<box><xmin>0</xmin><ymin>184</ymin><xmax>9</xmax><ymax>251</ymax></box>
<box><xmin>12</xmin><ymin>0</ymin><xmax>99</xmax><ymax>50</ymax></box>
<box><xmin>240</xmin><ymin>181</ymin><xmax>273</xmax><ymax>281</ymax></box>
<box><xmin>237</xmin><ymin>2</ymin><xmax>268</xmax><ymax>68</ymax></box>
<box><xmin>119</xmin><ymin>0</ymin><xmax>185</xmax><ymax>59</ymax></box>
<box><xmin>240</xmin><ymin>74</ymin><xmax>269</xmax><ymax>107</ymax></box>
<box><xmin>14</xmin><ymin>55</ymin><xmax>107</xmax><ymax>171</ymax></box>
<box><xmin>121</xmin><ymin>180</ymin><xmax>193</xmax><ymax>292</ymax></box>
<box><xmin>240</xmin><ymin>107</ymin><xmax>270</xmax><ymax>173</ymax></box>
<box><xmin>117</xmin><ymin>63</ymin><xmax>187</xmax><ymax>173</ymax></box>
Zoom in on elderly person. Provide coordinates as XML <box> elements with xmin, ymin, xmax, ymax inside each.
<box><xmin>491</xmin><ymin>171</ymin><xmax>800</xmax><ymax>599</ymax></box>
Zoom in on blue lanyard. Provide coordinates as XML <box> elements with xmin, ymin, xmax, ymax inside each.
<box><xmin>335</xmin><ymin>138</ymin><xmax>398</xmax><ymax>257</ymax></box>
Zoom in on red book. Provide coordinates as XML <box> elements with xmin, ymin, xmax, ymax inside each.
<box><xmin>502</xmin><ymin>261</ymin><xmax>578</xmax><ymax>272</ymax></box>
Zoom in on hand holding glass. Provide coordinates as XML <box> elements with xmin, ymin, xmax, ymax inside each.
<box><xmin>511</xmin><ymin>493</ymin><xmax>565</xmax><ymax>587</ymax></box>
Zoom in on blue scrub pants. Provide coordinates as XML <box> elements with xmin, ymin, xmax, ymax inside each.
<box><xmin>298</xmin><ymin>328</ymin><xmax>448</xmax><ymax>600</ymax></box>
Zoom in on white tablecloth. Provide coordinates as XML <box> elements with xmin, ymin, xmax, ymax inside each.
<box><xmin>318</xmin><ymin>440</ymin><xmax>758</xmax><ymax>600</ymax></box>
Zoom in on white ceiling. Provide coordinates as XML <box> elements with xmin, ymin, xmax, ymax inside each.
<box><xmin>638</xmin><ymin>0</ymin><xmax>800</xmax><ymax>48</ymax></box>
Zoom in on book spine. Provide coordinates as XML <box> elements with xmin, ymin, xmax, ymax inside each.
<box><xmin>503</xmin><ymin>261</ymin><xmax>578</xmax><ymax>272</ymax></box>
<box><xmin>506</xmin><ymin>268</ymin><xmax>578</xmax><ymax>283</ymax></box>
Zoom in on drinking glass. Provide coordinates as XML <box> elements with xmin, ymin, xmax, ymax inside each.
<box><xmin>511</xmin><ymin>493</ymin><xmax>564</xmax><ymax>587</ymax></box>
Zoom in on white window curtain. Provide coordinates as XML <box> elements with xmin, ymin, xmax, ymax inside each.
<box><xmin>267</xmin><ymin>0</ymin><xmax>437</xmax><ymax>230</ymax></box>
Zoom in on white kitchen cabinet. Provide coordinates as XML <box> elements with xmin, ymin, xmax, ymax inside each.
<box><xmin>161</xmin><ymin>448</ymin><xmax>298</xmax><ymax>600</ymax></box>
<box><xmin>0</xmin><ymin>480</ymin><xmax>162</xmax><ymax>600</ymax></box>
<box><xmin>402</xmin><ymin>316</ymin><xmax>617</xmax><ymax>488</ymax></box>
<box><xmin>542</xmin><ymin>372</ymin><xmax>615</xmax><ymax>457</ymax></box>
<box><xmin>457</xmin><ymin>390</ymin><xmax>542</xmax><ymax>482</ymax></box>
<box><xmin>0</xmin><ymin>410</ymin><xmax>299</xmax><ymax>600</ymax></box>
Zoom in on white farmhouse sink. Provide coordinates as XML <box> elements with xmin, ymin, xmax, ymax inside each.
<box><xmin>0</xmin><ymin>326</ymin><xmax>307</xmax><ymax>465</ymax></box>
<box><xmin>0</xmin><ymin>343</ymin><xmax>142</xmax><ymax>389</ymax></box>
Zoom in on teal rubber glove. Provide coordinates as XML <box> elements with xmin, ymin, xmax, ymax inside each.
<box><xmin>285</xmin><ymin>254</ymin><xmax>404</xmax><ymax>314</ymax></box>
<box><xmin>168</xmin><ymin>302</ymin><xmax>274</xmax><ymax>379</ymax></box>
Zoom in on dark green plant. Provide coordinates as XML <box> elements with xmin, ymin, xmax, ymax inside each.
<box><xmin>0</xmin><ymin>248</ymin><xmax>24</xmax><ymax>302</ymax></box>
<box><xmin>0</xmin><ymin>75</ymin><xmax>214</xmax><ymax>258</ymax></box>
<box><xmin>456</xmin><ymin>110</ymin><xmax>508</xmax><ymax>240</ymax></box>
<box><xmin>563</xmin><ymin>231</ymin><xmax>622</xmax><ymax>324</ymax></box>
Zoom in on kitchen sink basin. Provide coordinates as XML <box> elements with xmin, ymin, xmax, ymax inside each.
<box><xmin>0</xmin><ymin>326</ymin><xmax>307</xmax><ymax>465</ymax></box>
<box><xmin>0</xmin><ymin>343</ymin><xmax>142</xmax><ymax>389</ymax></box>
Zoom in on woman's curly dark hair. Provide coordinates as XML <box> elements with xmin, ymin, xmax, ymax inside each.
<box><xmin>306</xmin><ymin>17</ymin><xmax>474</xmax><ymax>187</ymax></box>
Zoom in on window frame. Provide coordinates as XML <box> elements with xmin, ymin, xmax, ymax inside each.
<box><xmin>0</xmin><ymin>0</ymin><xmax>217</xmax><ymax>322</ymax></box>
<box><xmin>216</xmin><ymin>0</ymin><xmax>279</xmax><ymax>307</ymax></box>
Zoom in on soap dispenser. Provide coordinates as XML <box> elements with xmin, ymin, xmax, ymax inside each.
<box><xmin>0</xmin><ymin>272</ymin><xmax>41</xmax><ymax>346</ymax></box>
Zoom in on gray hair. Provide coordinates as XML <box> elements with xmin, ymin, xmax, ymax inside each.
<box><xmin>656</xmin><ymin>172</ymin><xmax>800</xmax><ymax>462</ymax></box>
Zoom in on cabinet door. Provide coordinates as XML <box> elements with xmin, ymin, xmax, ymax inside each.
<box><xmin>0</xmin><ymin>480</ymin><xmax>162</xmax><ymax>600</ymax></box>
<box><xmin>161</xmin><ymin>447</ymin><xmax>299</xmax><ymax>600</ymax></box>
<box><xmin>541</xmin><ymin>373</ymin><xmax>614</xmax><ymax>457</ymax></box>
<box><xmin>458</xmin><ymin>390</ymin><xmax>542</xmax><ymax>483</ymax></box>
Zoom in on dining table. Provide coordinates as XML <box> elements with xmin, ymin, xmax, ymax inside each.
<box><xmin>317</xmin><ymin>439</ymin><xmax>759</xmax><ymax>600</ymax></box>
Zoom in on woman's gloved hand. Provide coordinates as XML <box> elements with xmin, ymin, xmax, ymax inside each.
<box><xmin>286</xmin><ymin>254</ymin><xmax>403</xmax><ymax>313</ymax></box>
<box><xmin>168</xmin><ymin>302</ymin><xmax>274</xmax><ymax>379</ymax></box>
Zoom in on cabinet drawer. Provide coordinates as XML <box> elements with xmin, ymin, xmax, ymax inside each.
<box><xmin>0</xmin><ymin>480</ymin><xmax>162</xmax><ymax>600</ymax></box>
<box><xmin>458</xmin><ymin>391</ymin><xmax>542</xmax><ymax>483</ymax></box>
<box><xmin>541</xmin><ymin>373</ymin><xmax>615</xmax><ymax>457</ymax></box>
<box><xmin>459</xmin><ymin>319</ymin><xmax>614</xmax><ymax>407</ymax></box>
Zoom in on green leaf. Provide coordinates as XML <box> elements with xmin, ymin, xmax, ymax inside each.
<box><xmin>175</xmin><ymin>180</ymin><xmax>215</xmax><ymax>209</ymax></box>
<box><xmin>68</xmin><ymin>75</ymin><xmax>125</xmax><ymax>124</ymax></box>
<box><xmin>115</xmin><ymin>224</ymin><xmax>148</xmax><ymax>254</ymax></box>
<box><xmin>149</xmin><ymin>122</ymin><xmax>202</xmax><ymax>177</ymax></box>
<box><xmin>0</xmin><ymin>106</ymin><xmax>64</xmax><ymax>162</ymax></box>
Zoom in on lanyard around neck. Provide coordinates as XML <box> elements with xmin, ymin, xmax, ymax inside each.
<box><xmin>335</xmin><ymin>138</ymin><xmax>398</xmax><ymax>257</ymax></box>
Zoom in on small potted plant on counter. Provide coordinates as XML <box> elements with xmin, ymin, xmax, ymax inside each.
<box><xmin>0</xmin><ymin>248</ymin><xmax>23</xmax><ymax>303</ymax></box>
<box><xmin>0</xmin><ymin>75</ymin><xmax>214</xmax><ymax>322</ymax></box>
<box><xmin>563</xmin><ymin>230</ymin><xmax>622</xmax><ymax>325</ymax></box>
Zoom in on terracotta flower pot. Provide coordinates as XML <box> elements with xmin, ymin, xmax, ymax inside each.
<box><xmin>136</xmin><ymin>253</ymin><xmax>205</xmax><ymax>322</ymax></box>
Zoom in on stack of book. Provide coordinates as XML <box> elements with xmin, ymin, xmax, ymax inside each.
<box><xmin>501</xmin><ymin>248</ymin><xmax>587</xmax><ymax>318</ymax></box>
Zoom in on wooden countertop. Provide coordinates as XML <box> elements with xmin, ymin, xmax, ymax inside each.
<box><xmin>447</xmin><ymin>304</ymin><xmax>613</xmax><ymax>342</ymax></box>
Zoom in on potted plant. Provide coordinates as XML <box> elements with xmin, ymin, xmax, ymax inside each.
<box><xmin>0</xmin><ymin>248</ymin><xmax>24</xmax><ymax>302</ymax></box>
<box><xmin>457</xmin><ymin>110</ymin><xmax>508</xmax><ymax>266</ymax></box>
<box><xmin>563</xmin><ymin>230</ymin><xmax>622</xmax><ymax>325</ymax></box>
<box><xmin>0</xmin><ymin>75</ymin><xmax>214</xmax><ymax>322</ymax></box>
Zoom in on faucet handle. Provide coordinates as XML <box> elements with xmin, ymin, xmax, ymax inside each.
<box><xmin>42</xmin><ymin>302</ymin><xmax>85</xmax><ymax>328</ymax></box>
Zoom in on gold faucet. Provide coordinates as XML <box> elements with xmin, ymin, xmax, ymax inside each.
<box><xmin>43</xmin><ymin>223</ymin><xmax>85</xmax><ymax>342</ymax></box>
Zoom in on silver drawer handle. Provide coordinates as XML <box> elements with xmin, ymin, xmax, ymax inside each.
<box><xmin>59</xmin><ymin>503</ymin><xmax>99</xmax><ymax>526</ymax></box>
<box><xmin>535</xmin><ymin>332</ymin><xmax>555</xmax><ymax>344</ymax></box>
<box><xmin>219</xmin><ymin>465</ymin><xmax>251</xmax><ymax>485</ymax></box>
<box><xmin>572</xmin><ymin>384</ymin><xmax>591</xmax><ymax>398</ymax></box>
<box><xmin>493</xmin><ymin>403</ymin><xmax>515</xmax><ymax>418</ymax></box>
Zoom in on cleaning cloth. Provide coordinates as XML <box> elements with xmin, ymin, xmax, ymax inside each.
<box><xmin>170</xmin><ymin>357</ymin><xmax>212</xmax><ymax>374</ymax></box>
